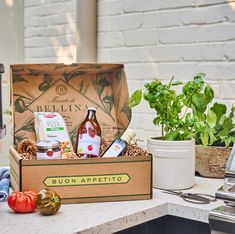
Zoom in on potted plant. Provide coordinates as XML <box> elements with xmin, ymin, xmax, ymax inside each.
<box><xmin>194</xmin><ymin>102</ymin><xmax>235</xmax><ymax>178</ymax></box>
<box><xmin>129</xmin><ymin>73</ymin><xmax>214</xmax><ymax>190</ymax></box>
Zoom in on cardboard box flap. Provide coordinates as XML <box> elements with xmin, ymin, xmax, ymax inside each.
<box><xmin>11</xmin><ymin>63</ymin><xmax>124</xmax><ymax>76</ymax></box>
<box><xmin>10</xmin><ymin>63</ymin><xmax>132</xmax><ymax>146</ymax></box>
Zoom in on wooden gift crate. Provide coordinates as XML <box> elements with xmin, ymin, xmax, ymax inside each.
<box><xmin>9</xmin><ymin>63</ymin><xmax>152</xmax><ymax>204</ymax></box>
<box><xmin>9</xmin><ymin>147</ymin><xmax>152</xmax><ymax>204</ymax></box>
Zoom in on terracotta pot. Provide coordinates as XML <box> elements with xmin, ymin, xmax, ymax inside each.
<box><xmin>195</xmin><ymin>145</ymin><xmax>232</xmax><ymax>178</ymax></box>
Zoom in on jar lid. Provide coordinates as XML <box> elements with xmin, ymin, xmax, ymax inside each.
<box><xmin>35</xmin><ymin>140</ymin><xmax>60</xmax><ymax>149</ymax></box>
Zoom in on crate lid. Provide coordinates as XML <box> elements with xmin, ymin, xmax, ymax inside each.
<box><xmin>10</xmin><ymin>63</ymin><xmax>131</xmax><ymax>146</ymax></box>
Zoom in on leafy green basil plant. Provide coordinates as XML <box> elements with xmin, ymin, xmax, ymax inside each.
<box><xmin>129</xmin><ymin>73</ymin><xmax>214</xmax><ymax>141</ymax></box>
<box><xmin>129</xmin><ymin>73</ymin><xmax>235</xmax><ymax>146</ymax></box>
<box><xmin>194</xmin><ymin>103</ymin><xmax>235</xmax><ymax>147</ymax></box>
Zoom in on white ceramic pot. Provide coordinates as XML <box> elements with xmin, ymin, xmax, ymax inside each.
<box><xmin>147</xmin><ymin>138</ymin><xmax>195</xmax><ymax>190</ymax></box>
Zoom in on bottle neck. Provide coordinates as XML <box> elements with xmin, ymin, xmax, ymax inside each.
<box><xmin>120</xmin><ymin>136</ymin><xmax>130</xmax><ymax>144</ymax></box>
<box><xmin>87</xmin><ymin>110</ymin><xmax>96</xmax><ymax>119</ymax></box>
<box><xmin>120</xmin><ymin>134</ymin><xmax>132</xmax><ymax>144</ymax></box>
<box><xmin>120</xmin><ymin>129</ymin><xmax>136</xmax><ymax>144</ymax></box>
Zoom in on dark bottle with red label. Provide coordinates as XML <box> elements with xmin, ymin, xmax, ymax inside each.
<box><xmin>76</xmin><ymin>107</ymin><xmax>101</xmax><ymax>158</ymax></box>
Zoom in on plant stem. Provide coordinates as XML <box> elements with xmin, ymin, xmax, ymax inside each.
<box><xmin>167</xmin><ymin>76</ymin><xmax>175</xmax><ymax>88</ymax></box>
<box><xmin>161</xmin><ymin>123</ymin><xmax>164</xmax><ymax>139</ymax></box>
<box><xmin>180</xmin><ymin>87</ymin><xmax>197</xmax><ymax>121</ymax></box>
<box><xmin>180</xmin><ymin>106</ymin><xmax>189</xmax><ymax>121</ymax></box>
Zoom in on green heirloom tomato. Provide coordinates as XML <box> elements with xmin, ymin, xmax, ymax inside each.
<box><xmin>36</xmin><ymin>188</ymin><xmax>61</xmax><ymax>216</ymax></box>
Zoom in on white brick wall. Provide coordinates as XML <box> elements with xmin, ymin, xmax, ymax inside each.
<box><xmin>22</xmin><ymin>0</ymin><xmax>235</xmax><ymax>146</ymax></box>
<box><xmin>97</xmin><ymin>0</ymin><xmax>235</xmax><ymax>145</ymax></box>
<box><xmin>24</xmin><ymin>0</ymin><xmax>76</xmax><ymax>63</ymax></box>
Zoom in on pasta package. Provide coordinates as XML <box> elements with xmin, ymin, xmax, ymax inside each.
<box><xmin>34</xmin><ymin>112</ymin><xmax>77</xmax><ymax>159</ymax></box>
<box><xmin>34</xmin><ymin>112</ymin><xmax>71</xmax><ymax>143</ymax></box>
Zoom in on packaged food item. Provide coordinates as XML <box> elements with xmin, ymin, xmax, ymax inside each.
<box><xmin>75</xmin><ymin>107</ymin><xmax>101</xmax><ymax>158</ymax></box>
<box><xmin>34</xmin><ymin>112</ymin><xmax>71</xmax><ymax>143</ymax></box>
<box><xmin>61</xmin><ymin>141</ymin><xmax>78</xmax><ymax>159</ymax></box>
<box><xmin>101</xmin><ymin>129</ymin><xmax>136</xmax><ymax>158</ymax></box>
<box><xmin>35</xmin><ymin>140</ymin><xmax>61</xmax><ymax>160</ymax></box>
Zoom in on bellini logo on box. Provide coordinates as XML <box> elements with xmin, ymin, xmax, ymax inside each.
<box><xmin>28</xmin><ymin>79</ymin><xmax>89</xmax><ymax>114</ymax></box>
<box><xmin>35</xmin><ymin>104</ymin><xmax>82</xmax><ymax>113</ymax></box>
<box><xmin>43</xmin><ymin>174</ymin><xmax>131</xmax><ymax>187</ymax></box>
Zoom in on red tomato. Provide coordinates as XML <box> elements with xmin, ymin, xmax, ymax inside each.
<box><xmin>8</xmin><ymin>191</ymin><xmax>37</xmax><ymax>213</ymax></box>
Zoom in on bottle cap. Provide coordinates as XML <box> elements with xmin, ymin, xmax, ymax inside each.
<box><xmin>87</xmin><ymin>107</ymin><xmax>96</xmax><ymax>111</ymax></box>
<box><xmin>120</xmin><ymin>129</ymin><xmax>136</xmax><ymax>144</ymax></box>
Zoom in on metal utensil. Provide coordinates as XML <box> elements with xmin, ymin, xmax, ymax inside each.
<box><xmin>160</xmin><ymin>189</ymin><xmax>217</xmax><ymax>204</ymax></box>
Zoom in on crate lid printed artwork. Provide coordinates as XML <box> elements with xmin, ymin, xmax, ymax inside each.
<box><xmin>10</xmin><ymin>64</ymin><xmax>132</xmax><ymax>147</ymax></box>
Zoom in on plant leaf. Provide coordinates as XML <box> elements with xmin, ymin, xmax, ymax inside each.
<box><xmin>13</xmin><ymin>76</ymin><xmax>28</xmax><ymax>83</ymax></box>
<box><xmin>171</xmin><ymin>81</ymin><xmax>184</xmax><ymax>86</ymax></box>
<box><xmin>21</xmin><ymin>118</ymin><xmax>35</xmax><ymax>132</ymax></box>
<box><xmin>185</xmin><ymin>113</ymin><xmax>192</xmax><ymax>124</ymax></box>
<box><xmin>182</xmin><ymin>132</ymin><xmax>194</xmax><ymax>140</ymax></box>
<box><xmin>153</xmin><ymin>116</ymin><xmax>161</xmax><ymax>126</ymax></box>
<box><xmin>208</xmin><ymin>129</ymin><xmax>217</xmax><ymax>145</ymax></box>
<box><xmin>194</xmin><ymin>73</ymin><xmax>206</xmax><ymax>83</ymax></box>
<box><xmin>15</xmin><ymin>133</ymin><xmax>25</xmax><ymax>146</ymax></box>
<box><xmin>128</xmin><ymin>90</ymin><xmax>142</xmax><ymax>107</ymax></box>
<box><xmin>204</xmin><ymin>84</ymin><xmax>214</xmax><ymax>104</ymax></box>
<box><xmin>99</xmin><ymin>77</ymin><xmax>110</xmax><ymax>87</ymax></box>
<box><xmin>63</xmin><ymin>71</ymin><xmax>86</xmax><ymax>83</ymax></box>
<box><xmin>121</xmin><ymin>105</ymin><xmax>132</xmax><ymax>121</ymax></box>
<box><xmin>229</xmin><ymin>104</ymin><xmax>235</xmax><ymax>119</ymax></box>
<box><xmin>200</xmin><ymin>132</ymin><xmax>209</xmax><ymax>146</ymax></box>
<box><xmin>206</xmin><ymin>109</ymin><xmax>217</xmax><ymax>128</ymax></box>
<box><xmin>103</xmin><ymin>95</ymin><xmax>114</xmax><ymax>112</ymax></box>
<box><xmin>218</xmin><ymin>114</ymin><xmax>227</xmax><ymax>126</ymax></box>
<box><xmin>218</xmin><ymin>117</ymin><xmax>233</xmax><ymax>136</ymax></box>
<box><xmin>116</xmin><ymin>71</ymin><xmax>123</xmax><ymax>81</ymax></box>
<box><xmin>28</xmin><ymin>69</ymin><xmax>41</xmax><ymax>76</ymax></box>
<box><xmin>192</xmin><ymin>93</ymin><xmax>206</xmax><ymax>113</ymax></box>
<box><xmin>211</xmin><ymin>103</ymin><xmax>226</xmax><ymax>124</ymax></box>
<box><xmin>224</xmin><ymin>136</ymin><xmax>233</xmax><ymax>147</ymax></box>
<box><xmin>103</xmin><ymin>95</ymin><xmax>114</xmax><ymax>104</ymax></box>
<box><xmin>164</xmin><ymin>130</ymin><xmax>180</xmax><ymax>141</ymax></box>
<box><xmin>79</xmin><ymin>80</ymin><xmax>84</xmax><ymax>93</ymax></box>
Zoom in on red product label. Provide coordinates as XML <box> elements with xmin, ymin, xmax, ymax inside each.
<box><xmin>47</xmin><ymin>151</ymin><xmax>54</xmax><ymax>157</ymax></box>
<box><xmin>77</xmin><ymin>133</ymin><xmax>101</xmax><ymax>156</ymax></box>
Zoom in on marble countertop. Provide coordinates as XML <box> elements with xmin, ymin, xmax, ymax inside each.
<box><xmin>0</xmin><ymin>176</ymin><xmax>224</xmax><ymax>234</ymax></box>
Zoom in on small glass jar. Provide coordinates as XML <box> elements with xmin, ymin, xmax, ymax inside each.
<box><xmin>35</xmin><ymin>140</ymin><xmax>61</xmax><ymax>160</ymax></box>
